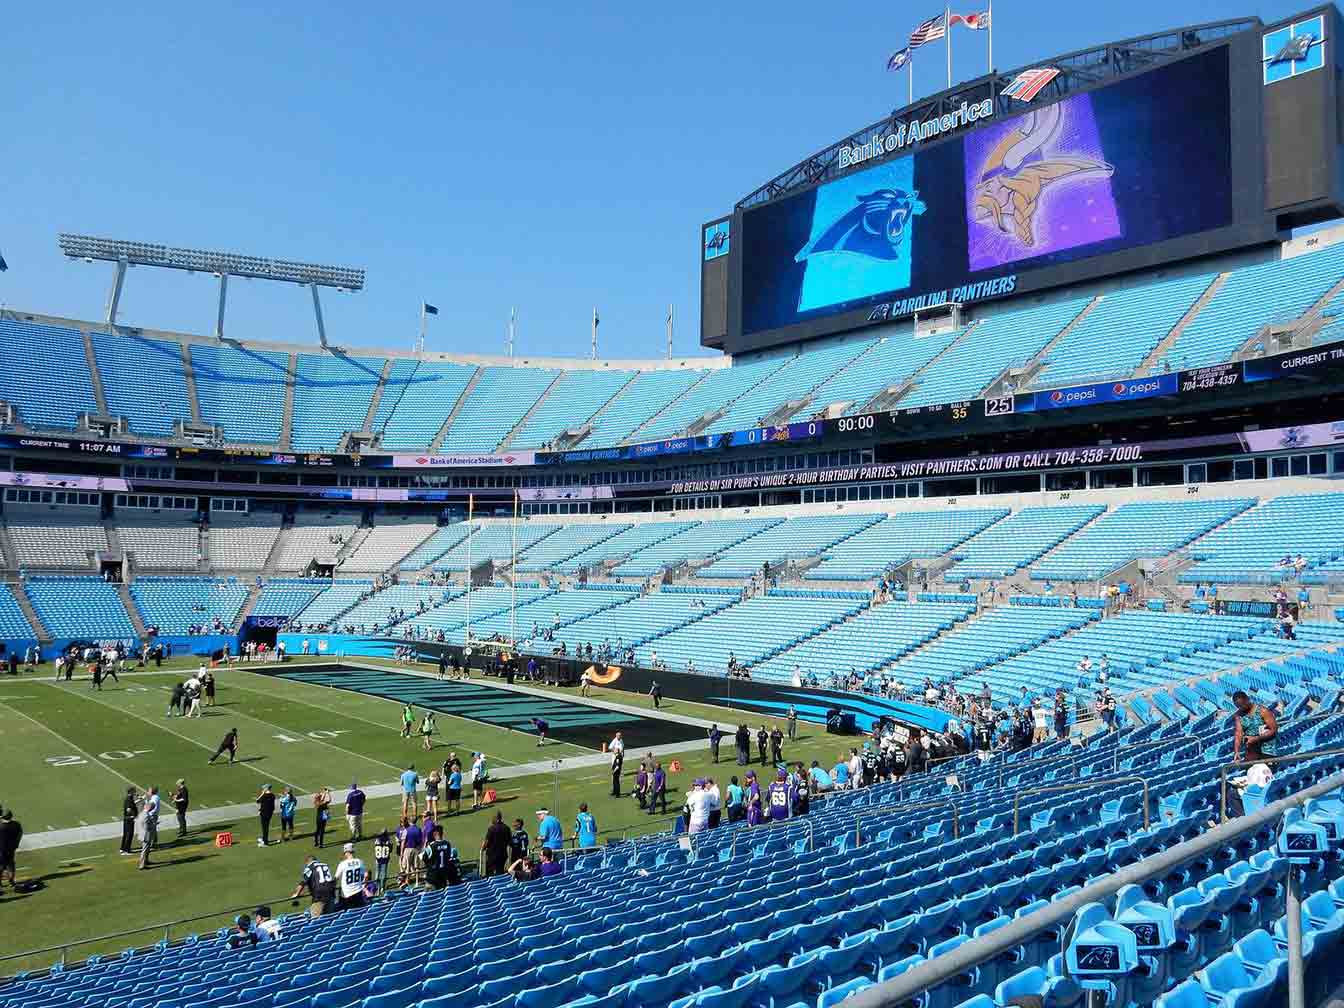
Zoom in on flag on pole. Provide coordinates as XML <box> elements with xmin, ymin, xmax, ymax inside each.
<box><xmin>422</xmin><ymin>303</ymin><xmax>439</xmax><ymax>315</ymax></box>
<box><xmin>1001</xmin><ymin>66</ymin><xmax>1060</xmax><ymax>102</ymax></box>
<box><xmin>886</xmin><ymin>47</ymin><xmax>911</xmax><ymax>71</ymax></box>
<box><xmin>908</xmin><ymin>12</ymin><xmax>947</xmax><ymax>48</ymax></box>
<box><xmin>949</xmin><ymin>10</ymin><xmax>990</xmax><ymax>29</ymax></box>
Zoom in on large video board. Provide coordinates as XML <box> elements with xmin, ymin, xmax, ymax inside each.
<box><xmin>716</xmin><ymin>35</ymin><xmax>1281</xmax><ymax>354</ymax></box>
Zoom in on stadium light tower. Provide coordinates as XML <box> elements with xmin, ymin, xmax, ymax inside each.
<box><xmin>56</xmin><ymin>234</ymin><xmax>365</xmax><ymax>347</ymax></box>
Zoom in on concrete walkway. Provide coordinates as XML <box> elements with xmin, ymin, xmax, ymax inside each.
<box><xmin>23</xmin><ymin>658</ymin><xmax>715</xmax><ymax>851</ymax></box>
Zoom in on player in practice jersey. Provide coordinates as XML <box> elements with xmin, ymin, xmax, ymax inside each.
<box><xmin>335</xmin><ymin>843</ymin><xmax>369</xmax><ymax>910</ymax></box>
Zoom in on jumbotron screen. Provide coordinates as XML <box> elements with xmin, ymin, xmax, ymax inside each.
<box><xmin>738</xmin><ymin>46</ymin><xmax>1235</xmax><ymax>338</ymax></box>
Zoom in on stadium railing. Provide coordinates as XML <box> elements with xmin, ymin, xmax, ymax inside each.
<box><xmin>844</xmin><ymin>767</ymin><xmax>1344</xmax><ymax>1008</ymax></box>
<box><xmin>1010</xmin><ymin>777</ymin><xmax>1151</xmax><ymax>835</ymax></box>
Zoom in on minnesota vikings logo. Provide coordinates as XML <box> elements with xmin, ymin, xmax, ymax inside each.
<box><xmin>795</xmin><ymin>188</ymin><xmax>927</xmax><ymax>263</ymax></box>
<box><xmin>972</xmin><ymin>103</ymin><xmax>1114</xmax><ymax>247</ymax></box>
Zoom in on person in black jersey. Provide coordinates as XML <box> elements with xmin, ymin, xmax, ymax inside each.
<box><xmin>208</xmin><ymin>728</ymin><xmax>239</xmax><ymax>765</ymax></box>
<box><xmin>421</xmin><ymin>826</ymin><xmax>461</xmax><ymax>888</ymax></box>
<box><xmin>291</xmin><ymin>855</ymin><xmax>335</xmax><ymax>914</ymax></box>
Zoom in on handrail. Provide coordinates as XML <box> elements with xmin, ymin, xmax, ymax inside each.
<box><xmin>843</xmin><ymin>767</ymin><xmax>1344</xmax><ymax>1008</ymax></box>
<box><xmin>1110</xmin><ymin>734</ymin><xmax>1203</xmax><ymax>773</ymax></box>
<box><xmin>727</xmin><ymin>816</ymin><xmax>815</xmax><ymax>860</ymax></box>
<box><xmin>855</xmin><ymin>801</ymin><xmax>959</xmax><ymax>846</ymax></box>
<box><xmin>1219</xmin><ymin>744</ymin><xmax>1344</xmax><ymax>822</ymax></box>
<box><xmin>1011</xmin><ymin>777</ymin><xmax>1149</xmax><ymax>835</ymax></box>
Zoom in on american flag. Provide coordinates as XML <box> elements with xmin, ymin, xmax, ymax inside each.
<box><xmin>908</xmin><ymin>13</ymin><xmax>947</xmax><ymax>48</ymax></box>
<box><xmin>1001</xmin><ymin>66</ymin><xmax>1061</xmax><ymax>102</ymax></box>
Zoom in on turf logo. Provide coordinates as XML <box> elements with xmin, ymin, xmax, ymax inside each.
<box><xmin>586</xmin><ymin>664</ymin><xmax>622</xmax><ymax>686</ymax></box>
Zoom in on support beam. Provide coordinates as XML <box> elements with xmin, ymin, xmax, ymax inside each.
<box><xmin>311</xmin><ymin>284</ymin><xmax>328</xmax><ymax>348</ymax></box>
<box><xmin>105</xmin><ymin>257</ymin><xmax>128</xmax><ymax>326</ymax></box>
<box><xmin>215</xmin><ymin>273</ymin><xmax>228</xmax><ymax>340</ymax></box>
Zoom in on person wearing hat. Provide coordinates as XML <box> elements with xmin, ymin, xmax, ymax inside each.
<box><xmin>745</xmin><ymin>771</ymin><xmax>763</xmax><ymax>826</ymax></box>
<box><xmin>685</xmin><ymin>779</ymin><xmax>713</xmax><ymax>835</ymax></box>
<box><xmin>335</xmin><ymin>842</ymin><xmax>369</xmax><ymax>909</ymax></box>
<box><xmin>119</xmin><ymin>786</ymin><xmax>139</xmax><ymax>856</ymax></box>
<box><xmin>256</xmin><ymin>784</ymin><xmax>276</xmax><ymax>847</ymax></box>
<box><xmin>253</xmin><ymin>905</ymin><xmax>281</xmax><ymax>942</ymax></box>
<box><xmin>536</xmin><ymin>807</ymin><xmax>564</xmax><ymax>850</ymax></box>
<box><xmin>172</xmin><ymin>779</ymin><xmax>190</xmax><ymax>838</ymax></box>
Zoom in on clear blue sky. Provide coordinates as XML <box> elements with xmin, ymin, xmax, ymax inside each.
<box><xmin>1</xmin><ymin>1</ymin><xmax>1311</xmax><ymax>360</ymax></box>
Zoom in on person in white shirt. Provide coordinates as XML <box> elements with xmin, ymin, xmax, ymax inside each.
<box><xmin>335</xmin><ymin>843</ymin><xmax>369</xmax><ymax>909</ymax></box>
<box><xmin>1031</xmin><ymin>701</ymin><xmax>1050</xmax><ymax>743</ymax></box>
<box><xmin>580</xmin><ymin>670</ymin><xmax>592</xmax><ymax>696</ymax></box>
<box><xmin>685</xmin><ymin>780</ymin><xmax>715</xmax><ymax>834</ymax></box>
<box><xmin>185</xmin><ymin>679</ymin><xmax>203</xmax><ymax>718</ymax></box>
<box><xmin>252</xmin><ymin>905</ymin><xmax>282</xmax><ymax>942</ymax></box>
<box><xmin>848</xmin><ymin>749</ymin><xmax>863</xmax><ymax>790</ymax></box>
<box><xmin>1076</xmin><ymin>656</ymin><xmax>1093</xmax><ymax>677</ymax></box>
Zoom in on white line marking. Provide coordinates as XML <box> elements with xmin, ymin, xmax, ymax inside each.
<box><xmin>0</xmin><ymin>695</ymin><xmax>144</xmax><ymax>790</ymax></box>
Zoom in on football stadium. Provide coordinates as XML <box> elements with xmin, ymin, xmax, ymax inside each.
<box><xmin>8</xmin><ymin>5</ymin><xmax>1344</xmax><ymax>1007</ymax></box>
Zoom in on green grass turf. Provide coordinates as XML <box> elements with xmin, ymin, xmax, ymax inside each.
<box><xmin>0</xmin><ymin>661</ymin><xmax>844</xmax><ymax>975</ymax></box>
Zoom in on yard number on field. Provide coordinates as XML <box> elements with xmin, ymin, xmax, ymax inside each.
<box><xmin>272</xmin><ymin>730</ymin><xmax>350</xmax><ymax>743</ymax></box>
<box><xmin>47</xmin><ymin>749</ymin><xmax>152</xmax><ymax>766</ymax></box>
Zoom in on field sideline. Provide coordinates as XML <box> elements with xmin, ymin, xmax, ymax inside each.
<box><xmin>0</xmin><ymin>658</ymin><xmax>844</xmax><ymax>975</ymax></box>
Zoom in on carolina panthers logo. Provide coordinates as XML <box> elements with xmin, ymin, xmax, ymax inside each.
<box><xmin>795</xmin><ymin>188</ymin><xmax>927</xmax><ymax>263</ymax></box>
<box><xmin>705</xmin><ymin>230</ymin><xmax>728</xmax><ymax>252</ymax></box>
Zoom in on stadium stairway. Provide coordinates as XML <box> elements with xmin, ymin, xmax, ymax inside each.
<box><xmin>278</xmin><ymin>352</ymin><xmax>297</xmax><ymax>449</ymax></box>
<box><xmin>1134</xmin><ymin>273</ymin><xmax>1228</xmax><ymax>376</ymax></box>
<box><xmin>428</xmin><ymin>368</ymin><xmax>484</xmax><ymax>451</ymax></box>
<box><xmin>78</xmin><ymin>327</ymin><xmax>110</xmax><ymax>416</ymax></box>
<box><xmin>179</xmin><ymin>343</ymin><xmax>205</xmax><ymax>424</ymax></box>
<box><xmin>360</xmin><ymin>361</ymin><xmax>394</xmax><ymax>433</ymax></box>
<box><xmin>10</xmin><ymin>581</ymin><xmax>52</xmax><ymax>643</ymax></box>
<box><xmin>117</xmin><ymin>581</ymin><xmax>151</xmax><ymax>639</ymax></box>
<box><xmin>980</xmin><ymin>295</ymin><xmax>1102</xmax><ymax>397</ymax></box>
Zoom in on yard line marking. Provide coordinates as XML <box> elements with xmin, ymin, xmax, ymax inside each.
<box><xmin>236</xmin><ymin>673</ymin><xmax>580</xmax><ymax>767</ymax></box>
<box><xmin>0</xmin><ymin>695</ymin><xmax>143</xmax><ymax>791</ymax></box>
<box><xmin>51</xmin><ymin>682</ymin><xmax>309</xmax><ymax>792</ymax></box>
<box><xmin>193</xmin><ymin>697</ymin><xmax>406</xmax><ymax>777</ymax></box>
<box><xmin>59</xmin><ymin>854</ymin><xmax>106</xmax><ymax>864</ymax></box>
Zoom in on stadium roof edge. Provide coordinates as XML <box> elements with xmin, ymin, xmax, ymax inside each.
<box><xmin>736</xmin><ymin>16</ymin><xmax>1262</xmax><ymax>209</ymax></box>
<box><xmin>0</xmin><ymin>307</ymin><xmax>732</xmax><ymax>373</ymax></box>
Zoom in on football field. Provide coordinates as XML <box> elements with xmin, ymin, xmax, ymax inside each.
<box><xmin>0</xmin><ymin>658</ymin><xmax>845</xmax><ymax>975</ymax></box>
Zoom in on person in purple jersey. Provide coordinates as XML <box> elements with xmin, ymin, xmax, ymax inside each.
<box><xmin>767</xmin><ymin>770</ymin><xmax>791</xmax><ymax>822</ymax></box>
<box><xmin>745</xmin><ymin>771</ymin><xmax>763</xmax><ymax>826</ymax></box>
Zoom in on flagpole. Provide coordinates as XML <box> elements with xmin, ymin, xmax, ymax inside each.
<box><xmin>591</xmin><ymin>307</ymin><xmax>598</xmax><ymax>360</ymax></box>
<box><xmin>908</xmin><ymin>57</ymin><xmax>913</xmax><ymax>105</ymax></box>
<box><xmin>417</xmin><ymin>303</ymin><xmax>426</xmax><ymax>353</ymax></box>
<box><xmin>987</xmin><ymin>0</ymin><xmax>994</xmax><ymax>73</ymax></box>
<box><xmin>465</xmin><ymin>494</ymin><xmax>473</xmax><ymax>652</ymax></box>
<box><xmin>507</xmin><ymin>307</ymin><xmax>516</xmax><ymax>357</ymax></box>
<box><xmin>666</xmin><ymin>303</ymin><xmax>673</xmax><ymax>359</ymax></box>
<box><xmin>946</xmin><ymin>5</ymin><xmax>953</xmax><ymax>89</ymax></box>
<box><xmin>510</xmin><ymin>490</ymin><xmax>518</xmax><ymax>649</ymax></box>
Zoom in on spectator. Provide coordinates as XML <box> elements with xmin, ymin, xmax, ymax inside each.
<box><xmin>1232</xmin><ymin>691</ymin><xmax>1278</xmax><ymax>763</ymax></box>
<box><xmin>398</xmin><ymin>815</ymin><xmax>424</xmax><ymax>886</ymax></box>
<box><xmin>634</xmin><ymin>762</ymin><xmax>650</xmax><ymax>809</ymax></box>
<box><xmin>399</xmin><ymin>765</ymin><xmax>419</xmax><ymax>819</ymax></box>
<box><xmin>279</xmin><ymin>787</ymin><xmax>298</xmax><ymax>842</ymax></box>
<box><xmin>421</xmin><ymin>826</ymin><xmax>460</xmax><ymax>889</ymax></box>
<box><xmin>172</xmin><ymin>779</ymin><xmax>190</xmax><ymax>838</ymax></box>
<box><xmin>481</xmin><ymin>812</ymin><xmax>511</xmax><ymax>876</ymax></box>
<box><xmin>345</xmin><ymin>781</ymin><xmax>365</xmax><ymax>840</ymax></box>
<box><xmin>253</xmin><ymin>905</ymin><xmax>281</xmax><ymax>942</ymax></box>
<box><xmin>372</xmin><ymin>830</ymin><xmax>393</xmax><ymax>894</ymax></box>
<box><xmin>1054</xmin><ymin>689</ymin><xmax>1069</xmax><ymax>741</ymax></box>
<box><xmin>648</xmin><ymin>763</ymin><xmax>668</xmax><ymax>815</ymax></box>
<box><xmin>734</xmin><ymin>724</ymin><xmax>750</xmax><ymax>765</ymax></box>
<box><xmin>685</xmin><ymin>780</ymin><xmax>714</xmax><ymax>835</ymax></box>
<box><xmin>291</xmin><ymin>855</ymin><xmax>335</xmax><ymax>915</ymax></box>
<box><xmin>707</xmin><ymin>724</ymin><xmax>722</xmax><ymax>764</ymax></box>
<box><xmin>119</xmin><ymin>787</ymin><xmax>138</xmax><ymax>856</ymax></box>
<box><xmin>424</xmin><ymin>771</ymin><xmax>440</xmax><ymax>819</ymax></box>
<box><xmin>0</xmin><ymin>810</ymin><xmax>21</xmax><ymax>890</ymax></box>
<box><xmin>756</xmin><ymin>725</ymin><xmax>769</xmax><ymax>764</ymax></box>
<box><xmin>335</xmin><ymin>842</ymin><xmax>369</xmax><ymax>909</ymax></box>
<box><xmin>609</xmin><ymin>732</ymin><xmax>624</xmax><ymax>797</ymax></box>
<box><xmin>786</xmin><ymin>705</ymin><xmax>798</xmax><ymax>741</ymax></box>
<box><xmin>313</xmin><ymin>786</ymin><xmax>332</xmax><ymax>849</ymax></box>
<box><xmin>536</xmin><ymin>807</ymin><xmax>564</xmax><ymax>849</ymax></box>
<box><xmin>227</xmin><ymin>915</ymin><xmax>259</xmax><ymax>949</ymax></box>
<box><xmin>770</xmin><ymin>724</ymin><xmax>784</xmax><ymax>765</ymax></box>
<box><xmin>808</xmin><ymin>760</ymin><xmax>833</xmax><ymax>794</ymax></box>
<box><xmin>470</xmin><ymin>753</ymin><xmax>488</xmax><ymax>811</ymax></box>
<box><xmin>1031</xmin><ymin>700</ymin><xmax>1050</xmax><ymax>744</ymax></box>
<box><xmin>745</xmin><ymin>771</ymin><xmax>763</xmax><ymax>825</ymax></box>
<box><xmin>537</xmin><ymin>846</ymin><xmax>562</xmax><ymax>878</ymax></box>
<box><xmin>574</xmin><ymin>803</ymin><xmax>598</xmax><ymax>848</ymax></box>
<box><xmin>138</xmin><ymin>787</ymin><xmax>159</xmax><ymax>870</ymax></box>
<box><xmin>256</xmin><ymin>784</ymin><xmax>276</xmax><ymax>847</ymax></box>
<box><xmin>510</xmin><ymin>818</ymin><xmax>530</xmax><ymax>863</ymax></box>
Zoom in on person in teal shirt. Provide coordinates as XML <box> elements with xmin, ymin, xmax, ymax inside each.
<box><xmin>1233</xmin><ymin>690</ymin><xmax>1278</xmax><ymax>761</ymax></box>
<box><xmin>725</xmin><ymin>777</ymin><xmax>745</xmax><ymax>823</ymax></box>
<box><xmin>279</xmin><ymin>788</ymin><xmax>298</xmax><ymax>842</ymax></box>
<box><xmin>574</xmin><ymin>804</ymin><xmax>598</xmax><ymax>848</ymax></box>
<box><xmin>536</xmin><ymin>808</ymin><xmax>564</xmax><ymax>850</ymax></box>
